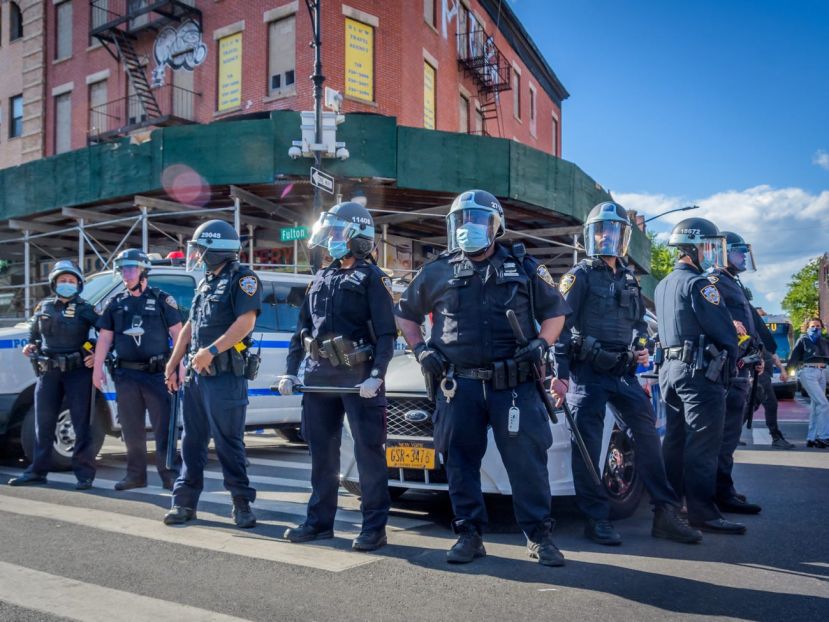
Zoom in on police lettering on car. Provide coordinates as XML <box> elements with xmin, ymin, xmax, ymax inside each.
<box><xmin>278</xmin><ymin>201</ymin><xmax>396</xmax><ymax>552</ymax></box>
<box><xmin>9</xmin><ymin>260</ymin><xmax>99</xmax><ymax>490</ymax></box>
<box><xmin>94</xmin><ymin>249</ymin><xmax>183</xmax><ymax>491</ymax></box>
<box><xmin>395</xmin><ymin>189</ymin><xmax>570</xmax><ymax>566</ymax></box>
<box><xmin>163</xmin><ymin>220</ymin><xmax>262</xmax><ymax>529</ymax></box>
<box><xmin>655</xmin><ymin>218</ymin><xmax>745</xmax><ymax>535</ymax></box>
<box><xmin>553</xmin><ymin>202</ymin><xmax>702</xmax><ymax>546</ymax></box>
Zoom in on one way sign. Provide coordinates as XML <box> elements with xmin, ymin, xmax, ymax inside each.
<box><xmin>310</xmin><ymin>167</ymin><xmax>335</xmax><ymax>195</ymax></box>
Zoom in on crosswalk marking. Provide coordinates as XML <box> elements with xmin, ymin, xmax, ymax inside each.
<box><xmin>246</xmin><ymin>456</ymin><xmax>312</xmax><ymax>470</ymax></box>
<box><xmin>0</xmin><ymin>560</ymin><xmax>252</xmax><ymax>622</ymax></box>
<box><xmin>0</xmin><ymin>494</ymin><xmax>378</xmax><ymax>573</ymax></box>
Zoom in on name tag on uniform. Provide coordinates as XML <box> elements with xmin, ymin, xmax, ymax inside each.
<box><xmin>64</xmin><ymin>303</ymin><xmax>76</xmax><ymax>318</ymax></box>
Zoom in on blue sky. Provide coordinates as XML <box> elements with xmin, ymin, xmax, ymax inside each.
<box><xmin>510</xmin><ymin>0</ymin><xmax>829</xmax><ymax>313</ymax></box>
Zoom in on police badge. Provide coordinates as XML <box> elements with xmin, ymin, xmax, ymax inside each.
<box><xmin>700</xmin><ymin>284</ymin><xmax>721</xmax><ymax>305</ymax></box>
<box><xmin>165</xmin><ymin>295</ymin><xmax>178</xmax><ymax>309</ymax></box>
<box><xmin>559</xmin><ymin>273</ymin><xmax>576</xmax><ymax>294</ymax></box>
<box><xmin>537</xmin><ymin>265</ymin><xmax>556</xmax><ymax>288</ymax></box>
<box><xmin>239</xmin><ymin>275</ymin><xmax>258</xmax><ymax>296</ymax></box>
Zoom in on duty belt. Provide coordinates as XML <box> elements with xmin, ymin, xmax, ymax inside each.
<box><xmin>34</xmin><ymin>352</ymin><xmax>83</xmax><ymax>374</ymax></box>
<box><xmin>453</xmin><ymin>360</ymin><xmax>533</xmax><ymax>389</ymax></box>
<box><xmin>304</xmin><ymin>334</ymin><xmax>373</xmax><ymax>368</ymax></box>
<box><xmin>664</xmin><ymin>347</ymin><xmax>686</xmax><ymax>360</ymax></box>
<box><xmin>116</xmin><ymin>355</ymin><xmax>167</xmax><ymax>373</ymax></box>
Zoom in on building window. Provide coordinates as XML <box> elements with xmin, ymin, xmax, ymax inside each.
<box><xmin>423</xmin><ymin>62</ymin><xmax>436</xmax><ymax>130</ymax></box>
<box><xmin>88</xmin><ymin>81</ymin><xmax>108</xmax><ymax>136</ymax></box>
<box><xmin>551</xmin><ymin>115</ymin><xmax>559</xmax><ymax>157</ymax></box>
<box><xmin>55</xmin><ymin>93</ymin><xmax>72</xmax><ymax>153</ymax></box>
<box><xmin>456</xmin><ymin>3</ymin><xmax>468</xmax><ymax>57</ymax></box>
<box><xmin>10</xmin><ymin>2</ymin><xmax>23</xmax><ymax>41</ymax></box>
<box><xmin>9</xmin><ymin>95</ymin><xmax>23</xmax><ymax>138</ymax></box>
<box><xmin>424</xmin><ymin>0</ymin><xmax>436</xmax><ymax>28</ymax></box>
<box><xmin>90</xmin><ymin>0</ymin><xmax>109</xmax><ymax>44</ymax></box>
<box><xmin>55</xmin><ymin>1</ymin><xmax>73</xmax><ymax>60</ymax></box>
<box><xmin>127</xmin><ymin>81</ymin><xmax>146</xmax><ymax>125</ymax></box>
<box><xmin>344</xmin><ymin>18</ymin><xmax>374</xmax><ymax>103</ymax></box>
<box><xmin>474</xmin><ymin>105</ymin><xmax>484</xmax><ymax>135</ymax></box>
<box><xmin>217</xmin><ymin>32</ymin><xmax>243</xmax><ymax>112</ymax></box>
<box><xmin>512</xmin><ymin>70</ymin><xmax>521</xmax><ymax>120</ymax></box>
<box><xmin>458</xmin><ymin>94</ymin><xmax>469</xmax><ymax>134</ymax></box>
<box><xmin>268</xmin><ymin>15</ymin><xmax>296</xmax><ymax>96</ymax></box>
<box><xmin>529</xmin><ymin>84</ymin><xmax>537</xmax><ymax>135</ymax></box>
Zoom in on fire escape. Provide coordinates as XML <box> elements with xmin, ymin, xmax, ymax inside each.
<box><xmin>88</xmin><ymin>1</ymin><xmax>202</xmax><ymax>143</ymax></box>
<box><xmin>456</xmin><ymin>27</ymin><xmax>511</xmax><ymax>137</ymax></box>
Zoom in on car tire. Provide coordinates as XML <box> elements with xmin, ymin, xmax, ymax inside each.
<box><xmin>340</xmin><ymin>478</ymin><xmax>408</xmax><ymax>500</ymax></box>
<box><xmin>275</xmin><ymin>425</ymin><xmax>304</xmax><ymax>444</ymax></box>
<box><xmin>21</xmin><ymin>394</ymin><xmax>107</xmax><ymax>471</ymax></box>
<box><xmin>604</xmin><ymin>425</ymin><xmax>645</xmax><ymax>520</ymax></box>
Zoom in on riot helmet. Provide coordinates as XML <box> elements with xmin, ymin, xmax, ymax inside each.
<box><xmin>667</xmin><ymin>217</ymin><xmax>727</xmax><ymax>271</ymax></box>
<box><xmin>114</xmin><ymin>248</ymin><xmax>152</xmax><ymax>292</ymax></box>
<box><xmin>186</xmin><ymin>219</ymin><xmax>240</xmax><ymax>271</ymax></box>
<box><xmin>721</xmin><ymin>231</ymin><xmax>756</xmax><ymax>273</ymax></box>
<box><xmin>446</xmin><ymin>189</ymin><xmax>505</xmax><ymax>256</ymax></box>
<box><xmin>48</xmin><ymin>259</ymin><xmax>84</xmax><ymax>297</ymax></box>
<box><xmin>308</xmin><ymin>201</ymin><xmax>375</xmax><ymax>260</ymax></box>
<box><xmin>583</xmin><ymin>201</ymin><xmax>632</xmax><ymax>257</ymax></box>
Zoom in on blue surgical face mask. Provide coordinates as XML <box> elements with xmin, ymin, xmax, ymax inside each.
<box><xmin>55</xmin><ymin>283</ymin><xmax>78</xmax><ymax>298</ymax></box>
<box><xmin>456</xmin><ymin>223</ymin><xmax>491</xmax><ymax>254</ymax></box>
<box><xmin>327</xmin><ymin>239</ymin><xmax>349</xmax><ymax>259</ymax></box>
<box><xmin>807</xmin><ymin>327</ymin><xmax>821</xmax><ymax>341</ymax></box>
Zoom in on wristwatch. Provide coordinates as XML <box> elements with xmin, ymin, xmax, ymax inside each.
<box><xmin>370</xmin><ymin>368</ymin><xmax>381</xmax><ymax>379</ymax></box>
<box><xmin>208</xmin><ymin>344</ymin><xmax>220</xmax><ymax>356</ymax></box>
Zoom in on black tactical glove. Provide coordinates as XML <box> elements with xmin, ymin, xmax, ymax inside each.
<box><xmin>414</xmin><ymin>343</ymin><xmax>446</xmax><ymax>377</ymax></box>
<box><xmin>514</xmin><ymin>338</ymin><xmax>548</xmax><ymax>364</ymax></box>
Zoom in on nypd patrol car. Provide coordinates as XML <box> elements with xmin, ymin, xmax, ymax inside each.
<box><xmin>0</xmin><ymin>261</ymin><xmax>311</xmax><ymax>469</ymax></box>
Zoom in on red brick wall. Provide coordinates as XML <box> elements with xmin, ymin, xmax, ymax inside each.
<box><xmin>44</xmin><ymin>1</ymin><xmax>562</xmax><ymax>157</ymax></box>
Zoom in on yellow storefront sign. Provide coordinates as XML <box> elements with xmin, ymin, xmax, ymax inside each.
<box><xmin>423</xmin><ymin>62</ymin><xmax>436</xmax><ymax>130</ymax></box>
<box><xmin>345</xmin><ymin>18</ymin><xmax>374</xmax><ymax>102</ymax></box>
<box><xmin>218</xmin><ymin>33</ymin><xmax>243</xmax><ymax>112</ymax></box>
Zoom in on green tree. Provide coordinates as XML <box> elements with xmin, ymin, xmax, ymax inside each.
<box><xmin>781</xmin><ymin>256</ymin><xmax>820</xmax><ymax>330</ymax></box>
<box><xmin>648</xmin><ymin>231</ymin><xmax>677</xmax><ymax>281</ymax></box>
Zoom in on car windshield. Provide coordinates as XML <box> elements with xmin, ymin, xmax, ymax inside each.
<box><xmin>82</xmin><ymin>272</ymin><xmax>121</xmax><ymax>306</ymax></box>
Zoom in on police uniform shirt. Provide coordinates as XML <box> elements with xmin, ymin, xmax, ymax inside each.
<box><xmin>286</xmin><ymin>258</ymin><xmax>397</xmax><ymax>379</ymax></box>
<box><xmin>707</xmin><ymin>269</ymin><xmax>757</xmax><ymax>338</ymax></box>
<box><xmin>99</xmin><ymin>288</ymin><xmax>181</xmax><ymax>362</ymax></box>
<box><xmin>654</xmin><ymin>261</ymin><xmax>738</xmax><ymax>363</ymax></box>
<box><xmin>190</xmin><ymin>261</ymin><xmax>262</xmax><ymax>350</ymax></box>
<box><xmin>29</xmin><ymin>296</ymin><xmax>98</xmax><ymax>355</ymax></box>
<box><xmin>554</xmin><ymin>258</ymin><xmax>648</xmax><ymax>379</ymax></box>
<box><xmin>395</xmin><ymin>243</ymin><xmax>570</xmax><ymax>369</ymax></box>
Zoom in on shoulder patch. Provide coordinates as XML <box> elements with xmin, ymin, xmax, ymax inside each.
<box><xmin>700</xmin><ymin>284</ymin><xmax>721</xmax><ymax>305</ymax></box>
<box><xmin>381</xmin><ymin>276</ymin><xmax>393</xmax><ymax>297</ymax></box>
<box><xmin>707</xmin><ymin>275</ymin><xmax>719</xmax><ymax>284</ymax></box>
<box><xmin>165</xmin><ymin>295</ymin><xmax>178</xmax><ymax>310</ymax></box>
<box><xmin>559</xmin><ymin>272</ymin><xmax>576</xmax><ymax>294</ymax></box>
<box><xmin>239</xmin><ymin>275</ymin><xmax>259</xmax><ymax>297</ymax></box>
<box><xmin>536</xmin><ymin>264</ymin><xmax>556</xmax><ymax>288</ymax></box>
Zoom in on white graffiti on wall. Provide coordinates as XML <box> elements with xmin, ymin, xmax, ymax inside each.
<box><xmin>152</xmin><ymin>19</ymin><xmax>207</xmax><ymax>87</ymax></box>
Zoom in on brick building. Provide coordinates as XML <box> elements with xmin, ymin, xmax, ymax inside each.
<box><xmin>43</xmin><ymin>0</ymin><xmax>566</xmax><ymax>156</ymax></box>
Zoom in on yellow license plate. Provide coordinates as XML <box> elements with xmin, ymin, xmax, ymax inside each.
<box><xmin>386</xmin><ymin>443</ymin><xmax>436</xmax><ymax>469</ymax></box>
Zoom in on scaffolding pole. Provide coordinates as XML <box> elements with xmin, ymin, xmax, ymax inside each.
<box><xmin>247</xmin><ymin>224</ymin><xmax>254</xmax><ymax>268</ymax></box>
<box><xmin>78</xmin><ymin>218</ymin><xmax>85</xmax><ymax>270</ymax></box>
<box><xmin>141</xmin><ymin>206</ymin><xmax>149</xmax><ymax>252</ymax></box>
<box><xmin>24</xmin><ymin>230</ymin><xmax>31</xmax><ymax>317</ymax></box>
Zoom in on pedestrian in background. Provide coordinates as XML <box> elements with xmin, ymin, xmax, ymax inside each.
<box><xmin>789</xmin><ymin>318</ymin><xmax>829</xmax><ymax>448</ymax></box>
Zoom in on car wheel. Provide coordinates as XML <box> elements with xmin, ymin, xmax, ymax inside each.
<box><xmin>604</xmin><ymin>425</ymin><xmax>645</xmax><ymax>520</ymax></box>
<box><xmin>21</xmin><ymin>394</ymin><xmax>107</xmax><ymax>471</ymax></box>
<box><xmin>340</xmin><ymin>478</ymin><xmax>408</xmax><ymax>500</ymax></box>
<box><xmin>275</xmin><ymin>425</ymin><xmax>304</xmax><ymax>444</ymax></box>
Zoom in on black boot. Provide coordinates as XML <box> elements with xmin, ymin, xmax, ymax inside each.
<box><xmin>652</xmin><ymin>506</ymin><xmax>703</xmax><ymax>543</ymax></box>
<box><xmin>771</xmin><ymin>431</ymin><xmax>795</xmax><ymax>449</ymax></box>
<box><xmin>446</xmin><ymin>522</ymin><xmax>486</xmax><ymax>564</ymax></box>
<box><xmin>232</xmin><ymin>497</ymin><xmax>256</xmax><ymax>529</ymax></box>
<box><xmin>283</xmin><ymin>523</ymin><xmax>334</xmax><ymax>543</ymax></box>
<box><xmin>8</xmin><ymin>473</ymin><xmax>48</xmax><ymax>487</ymax></box>
<box><xmin>584</xmin><ymin>518</ymin><xmax>622</xmax><ymax>546</ymax></box>
<box><xmin>352</xmin><ymin>529</ymin><xmax>387</xmax><ymax>551</ymax></box>
<box><xmin>527</xmin><ymin>523</ymin><xmax>565</xmax><ymax>567</ymax></box>
<box><xmin>163</xmin><ymin>506</ymin><xmax>197</xmax><ymax>525</ymax></box>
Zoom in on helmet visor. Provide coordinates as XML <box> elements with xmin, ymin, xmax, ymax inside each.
<box><xmin>308</xmin><ymin>212</ymin><xmax>357</xmax><ymax>249</ymax></box>
<box><xmin>727</xmin><ymin>243</ymin><xmax>756</xmax><ymax>272</ymax></box>
<box><xmin>185</xmin><ymin>242</ymin><xmax>207</xmax><ymax>272</ymax></box>
<box><xmin>446</xmin><ymin>208</ymin><xmax>500</xmax><ymax>252</ymax></box>
<box><xmin>699</xmin><ymin>237</ymin><xmax>728</xmax><ymax>271</ymax></box>
<box><xmin>584</xmin><ymin>220</ymin><xmax>631</xmax><ymax>257</ymax></box>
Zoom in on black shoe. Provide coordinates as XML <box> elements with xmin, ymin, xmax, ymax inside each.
<box><xmin>690</xmin><ymin>518</ymin><xmax>747</xmax><ymax>534</ymax></box>
<box><xmin>717</xmin><ymin>496</ymin><xmax>762</xmax><ymax>514</ymax></box>
<box><xmin>232</xmin><ymin>497</ymin><xmax>256</xmax><ymax>529</ymax></box>
<box><xmin>163</xmin><ymin>506</ymin><xmax>197</xmax><ymax>525</ymax></box>
<box><xmin>527</xmin><ymin>533</ymin><xmax>565</xmax><ymax>567</ymax></box>
<box><xmin>584</xmin><ymin>519</ymin><xmax>622</xmax><ymax>546</ymax></box>
<box><xmin>114</xmin><ymin>478</ymin><xmax>147</xmax><ymax>491</ymax></box>
<box><xmin>8</xmin><ymin>473</ymin><xmax>48</xmax><ymax>487</ymax></box>
<box><xmin>446</xmin><ymin>526</ymin><xmax>486</xmax><ymax>564</ymax></box>
<box><xmin>75</xmin><ymin>479</ymin><xmax>94</xmax><ymax>491</ymax></box>
<box><xmin>652</xmin><ymin>506</ymin><xmax>703</xmax><ymax>543</ymax></box>
<box><xmin>806</xmin><ymin>439</ymin><xmax>828</xmax><ymax>448</ymax></box>
<box><xmin>771</xmin><ymin>432</ymin><xmax>796</xmax><ymax>449</ymax></box>
<box><xmin>283</xmin><ymin>523</ymin><xmax>334</xmax><ymax>543</ymax></box>
<box><xmin>352</xmin><ymin>529</ymin><xmax>387</xmax><ymax>551</ymax></box>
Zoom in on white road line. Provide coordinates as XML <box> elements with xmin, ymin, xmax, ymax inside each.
<box><xmin>752</xmin><ymin>427</ymin><xmax>772</xmax><ymax>445</ymax></box>
<box><xmin>0</xmin><ymin>561</ymin><xmax>251</xmax><ymax>622</ymax></box>
<box><xmin>245</xmin><ymin>457</ymin><xmax>312</xmax><ymax>470</ymax></box>
<box><xmin>0</xmin><ymin>494</ymin><xmax>377</xmax><ymax>573</ymax></box>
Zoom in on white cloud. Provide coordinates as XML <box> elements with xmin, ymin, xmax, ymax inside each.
<box><xmin>813</xmin><ymin>149</ymin><xmax>829</xmax><ymax>171</ymax></box>
<box><xmin>616</xmin><ymin>185</ymin><xmax>829</xmax><ymax>314</ymax></box>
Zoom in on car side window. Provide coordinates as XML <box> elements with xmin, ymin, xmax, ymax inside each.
<box><xmin>147</xmin><ymin>275</ymin><xmax>196</xmax><ymax>321</ymax></box>
<box><xmin>255</xmin><ymin>281</ymin><xmax>305</xmax><ymax>333</ymax></box>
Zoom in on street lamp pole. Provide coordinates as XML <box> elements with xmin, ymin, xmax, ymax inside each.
<box><xmin>306</xmin><ymin>0</ymin><xmax>324</xmax><ymax>271</ymax></box>
<box><xmin>643</xmin><ymin>204</ymin><xmax>700</xmax><ymax>224</ymax></box>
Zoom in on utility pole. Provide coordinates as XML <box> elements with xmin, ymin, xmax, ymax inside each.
<box><xmin>307</xmin><ymin>0</ymin><xmax>324</xmax><ymax>272</ymax></box>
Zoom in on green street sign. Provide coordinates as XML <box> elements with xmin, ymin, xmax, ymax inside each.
<box><xmin>280</xmin><ymin>226</ymin><xmax>308</xmax><ymax>242</ymax></box>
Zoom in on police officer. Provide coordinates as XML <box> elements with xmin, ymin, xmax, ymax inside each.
<box><xmin>9</xmin><ymin>260</ymin><xmax>98</xmax><ymax>489</ymax></box>
<box><xmin>162</xmin><ymin>220</ymin><xmax>261</xmax><ymax>529</ymax></box>
<box><xmin>706</xmin><ymin>232</ymin><xmax>764</xmax><ymax>515</ymax></box>
<box><xmin>753</xmin><ymin>310</ymin><xmax>795</xmax><ymax>449</ymax></box>
<box><xmin>396</xmin><ymin>190</ymin><xmax>570</xmax><ymax>566</ymax></box>
<box><xmin>278</xmin><ymin>202</ymin><xmax>396</xmax><ymax>552</ymax></box>
<box><xmin>553</xmin><ymin>202</ymin><xmax>702</xmax><ymax>545</ymax></box>
<box><xmin>94</xmin><ymin>249</ymin><xmax>182</xmax><ymax>491</ymax></box>
<box><xmin>656</xmin><ymin>218</ymin><xmax>745</xmax><ymax>534</ymax></box>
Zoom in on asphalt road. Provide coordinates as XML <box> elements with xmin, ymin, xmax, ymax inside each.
<box><xmin>0</xmin><ymin>402</ymin><xmax>826</xmax><ymax>622</ymax></box>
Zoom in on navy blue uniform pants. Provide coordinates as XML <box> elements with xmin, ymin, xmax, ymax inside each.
<box><xmin>567</xmin><ymin>362</ymin><xmax>679</xmax><ymax>520</ymax></box>
<box><xmin>172</xmin><ymin>372</ymin><xmax>255</xmax><ymax>508</ymax></box>
<box><xmin>659</xmin><ymin>360</ymin><xmax>726</xmax><ymax>523</ymax></box>
<box><xmin>28</xmin><ymin>367</ymin><xmax>96</xmax><ymax>481</ymax></box>
<box><xmin>434</xmin><ymin>379</ymin><xmax>553</xmax><ymax>539</ymax></box>
<box><xmin>114</xmin><ymin>368</ymin><xmax>179</xmax><ymax>483</ymax></box>
<box><xmin>758</xmin><ymin>371</ymin><xmax>779</xmax><ymax>433</ymax></box>
<box><xmin>717</xmin><ymin>372</ymin><xmax>750</xmax><ymax>500</ymax></box>
<box><xmin>301</xmin><ymin>391</ymin><xmax>390</xmax><ymax>532</ymax></box>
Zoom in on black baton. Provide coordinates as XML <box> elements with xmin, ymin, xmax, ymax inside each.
<box><xmin>506</xmin><ymin>310</ymin><xmax>603</xmax><ymax>489</ymax></box>
<box><xmin>166</xmin><ymin>387</ymin><xmax>181</xmax><ymax>471</ymax></box>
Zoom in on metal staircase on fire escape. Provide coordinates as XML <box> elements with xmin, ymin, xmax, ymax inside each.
<box><xmin>456</xmin><ymin>27</ymin><xmax>512</xmax><ymax>137</ymax></box>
